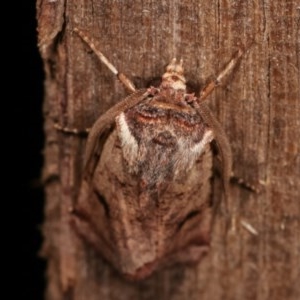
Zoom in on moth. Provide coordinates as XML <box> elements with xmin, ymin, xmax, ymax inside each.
<box><xmin>70</xmin><ymin>28</ymin><xmax>244</xmax><ymax>280</ymax></box>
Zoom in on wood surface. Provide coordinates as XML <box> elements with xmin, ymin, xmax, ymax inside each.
<box><xmin>37</xmin><ymin>1</ymin><xmax>300</xmax><ymax>299</ymax></box>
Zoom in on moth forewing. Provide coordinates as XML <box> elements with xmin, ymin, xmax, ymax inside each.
<box><xmin>195</xmin><ymin>102</ymin><xmax>232</xmax><ymax>203</ymax></box>
<box><xmin>83</xmin><ymin>89</ymin><xmax>148</xmax><ymax>178</ymax></box>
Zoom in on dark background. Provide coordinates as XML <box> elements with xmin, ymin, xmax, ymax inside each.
<box><xmin>19</xmin><ymin>1</ymin><xmax>45</xmax><ymax>299</ymax></box>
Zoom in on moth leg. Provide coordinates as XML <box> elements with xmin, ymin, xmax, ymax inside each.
<box><xmin>54</xmin><ymin>123</ymin><xmax>90</xmax><ymax>135</ymax></box>
<box><xmin>198</xmin><ymin>48</ymin><xmax>244</xmax><ymax>103</ymax></box>
<box><xmin>74</xmin><ymin>28</ymin><xmax>136</xmax><ymax>93</ymax></box>
<box><xmin>230</xmin><ymin>175</ymin><xmax>261</xmax><ymax>193</ymax></box>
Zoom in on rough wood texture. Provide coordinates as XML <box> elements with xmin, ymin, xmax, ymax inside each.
<box><xmin>37</xmin><ymin>1</ymin><xmax>300</xmax><ymax>299</ymax></box>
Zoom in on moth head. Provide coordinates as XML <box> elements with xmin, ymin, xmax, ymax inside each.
<box><xmin>161</xmin><ymin>58</ymin><xmax>187</xmax><ymax>91</ymax></box>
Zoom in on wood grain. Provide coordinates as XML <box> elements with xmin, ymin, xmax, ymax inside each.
<box><xmin>37</xmin><ymin>1</ymin><xmax>300</xmax><ymax>299</ymax></box>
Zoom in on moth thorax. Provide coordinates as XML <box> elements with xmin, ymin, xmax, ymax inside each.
<box><xmin>161</xmin><ymin>58</ymin><xmax>186</xmax><ymax>91</ymax></box>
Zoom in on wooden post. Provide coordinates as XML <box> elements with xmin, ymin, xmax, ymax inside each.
<box><xmin>37</xmin><ymin>1</ymin><xmax>300</xmax><ymax>299</ymax></box>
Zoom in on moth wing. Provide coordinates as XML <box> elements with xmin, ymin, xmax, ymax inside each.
<box><xmin>196</xmin><ymin>102</ymin><xmax>232</xmax><ymax>204</ymax></box>
<box><xmin>74</xmin><ymin>89</ymin><xmax>150</xmax><ymax>246</ymax></box>
<box><xmin>83</xmin><ymin>89</ymin><xmax>148</xmax><ymax>180</ymax></box>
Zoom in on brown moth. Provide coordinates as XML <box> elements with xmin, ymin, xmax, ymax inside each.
<box><xmin>71</xmin><ymin>28</ymin><xmax>244</xmax><ymax>280</ymax></box>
